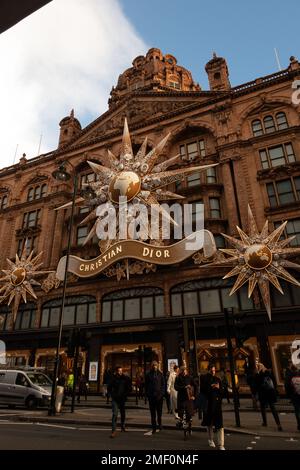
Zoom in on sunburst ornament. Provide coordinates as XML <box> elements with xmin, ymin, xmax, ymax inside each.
<box><xmin>0</xmin><ymin>247</ymin><xmax>47</xmax><ymax>323</ymax></box>
<box><xmin>215</xmin><ymin>205</ymin><xmax>300</xmax><ymax>319</ymax></box>
<box><xmin>57</xmin><ymin>118</ymin><xmax>217</xmax><ymax>279</ymax></box>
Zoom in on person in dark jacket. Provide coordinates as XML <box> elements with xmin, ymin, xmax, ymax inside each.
<box><xmin>254</xmin><ymin>363</ymin><xmax>282</xmax><ymax>431</ymax></box>
<box><xmin>145</xmin><ymin>361</ymin><xmax>165</xmax><ymax>433</ymax></box>
<box><xmin>174</xmin><ymin>366</ymin><xmax>195</xmax><ymax>427</ymax></box>
<box><xmin>77</xmin><ymin>374</ymin><xmax>88</xmax><ymax>403</ymax></box>
<box><xmin>201</xmin><ymin>365</ymin><xmax>225</xmax><ymax>450</ymax></box>
<box><xmin>284</xmin><ymin>364</ymin><xmax>300</xmax><ymax>431</ymax></box>
<box><xmin>108</xmin><ymin>366</ymin><xmax>132</xmax><ymax>437</ymax></box>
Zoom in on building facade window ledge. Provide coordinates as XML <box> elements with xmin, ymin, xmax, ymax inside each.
<box><xmin>15</xmin><ymin>225</ymin><xmax>42</xmax><ymax>237</ymax></box>
<box><xmin>265</xmin><ymin>201</ymin><xmax>300</xmax><ymax>214</ymax></box>
<box><xmin>257</xmin><ymin>162</ymin><xmax>300</xmax><ymax>181</ymax></box>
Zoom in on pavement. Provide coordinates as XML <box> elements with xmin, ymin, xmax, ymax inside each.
<box><xmin>1</xmin><ymin>397</ymin><xmax>299</xmax><ymax>439</ymax></box>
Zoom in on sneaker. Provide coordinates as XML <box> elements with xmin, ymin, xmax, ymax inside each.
<box><xmin>121</xmin><ymin>426</ymin><xmax>126</xmax><ymax>432</ymax></box>
<box><xmin>151</xmin><ymin>429</ymin><xmax>156</xmax><ymax>434</ymax></box>
<box><xmin>110</xmin><ymin>432</ymin><xmax>117</xmax><ymax>438</ymax></box>
<box><xmin>208</xmin><ymin>440</ymin><xmax>216</xmax><ymax>448</ymax></box>
<box><xmin>218</xmin><ymin>446</ymin><xmax>226</xmax><ymax>450</ymax></box>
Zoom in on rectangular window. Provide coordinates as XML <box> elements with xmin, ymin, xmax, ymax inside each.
<box><xmin>206</xmin><ymin>167</ymin><xmax>217</xmax><ymax>183</ymax></box>
<box><xmin>63</xmin><ymin>306</ymin><xmax>75</xmax><ymax>325</ymax></box>
<box><xmin>267</xmin><ymin>178</ymin><xmax>299</xmax><ymax>207</ymax></box>
<box><xmin>199</xmin><ymin>289</ymin><xmax>221</xmax><ymax>314</ymax></box>
<box><xmin>23</xmin><ymin>209</ymin><xmax>40</xmax><ymax>228</ymax></box>
<box><xmin>180</xmin><ymin>139</ymin><xmax>206</xmax><ymax>161</ymax></box>
<box><xmin>209</xmin><ymin>198</ymin><xmax>221</xmax><ymax>218</ymax></box>
<box><xmin>155</xmin><ymin>295</ymin><xmax>165</xmax><ymax>317</ymax></box>
<box><xmin>171</xmin><ymin>293</ymin><xmax>182</xmax><ymax>316</ymax></box>
<box><xmin>275</xmin><ymin>218</ymin><xmax>300</xmax><ymax>246</ymax></box>
<box><xmin>112</xmin><ymin>300</ymin><xmax>123</xmax><ymax>321</ymax></box>
<box><xmin>41</xmin><ymin>308</ymin><xmax>49</xmax><ymax>327</ymax></box>
<box><xmin>88</xmin><ymin>303</ymin><xmax>97</xmax><ymax>323</ymax></box>
<box><xmin>277</xmin><ymin>179</ymin><xmax>295</xmax><ymax>205</ymax></box>
<box><xmin>124</xmin><ymin>298</ymin><xmax>140</xmax><ymax>320</ymax></box>
<box><xmin>187</xmin><ymin>172</ymin><xmax>201</xmax><ymax>187</ymax></box>
<box><xmin>76</xmin><ymin>226</ymin><xmax>88</xmax><ymax>246</ymax></box>
<box><xmin>183</xmin><ymin>291</ymin><xmax>199</xmax><ymax>315</ymax></box>
<box><xmin>259</xmin><ymin>143</ymin><xmax>296</xmax><ymax>169</ymax></box>
<box><xmin>76</xmin><ymin>304</ymin><xmax>88</xmax><ymax>324</ymax></box>
<box><xmin>80</xmin><ymin>172</ymin><xmax>99</xmax><ymax>189</ymax></box>
<box><xmin>49</xmin><ymin>307</ymin><xmax>60</xmax><ymax>327</ymax></box>
<box><xmin>17</xmin><ymin>237</ymin><xmax>37</xmax><ymax>257</ymax></box>
<box><xmin>102</xmin><ymin>302</ymin><xmax>111</xmax><ymax>322</ymax></box>
<box><xmin>142</xmin><ymin>297</ymin><xmax>153</xmax><ymax>319</ymax></box>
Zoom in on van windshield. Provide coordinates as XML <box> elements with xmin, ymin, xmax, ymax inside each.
<box><xmin>27</xmin><ymin>373</ymin><xmax>52</xmax><ymax>386</ymax></box>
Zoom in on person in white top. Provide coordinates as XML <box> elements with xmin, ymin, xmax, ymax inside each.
<box><xmin>167</xmin><ymin>364</ymin><xmax>179</xmax><ymax>420</ymax></box>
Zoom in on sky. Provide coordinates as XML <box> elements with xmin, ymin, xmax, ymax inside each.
<box><xmin>0</xmin><ymin>0</ymin><xmax>299</xmax><ymax>169</ymax></box>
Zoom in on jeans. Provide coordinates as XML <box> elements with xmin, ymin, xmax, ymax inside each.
<box><xmin>207</xmin><ymin>426</ymin><xmax>224</xmax><ymax>447</ymax></box>
<box><xmin>260</xmin><ymin>400</ymin><xmax>281</xmax><ymax>426</ymax></box>
<box><xmin>111</xmin><ymin>400</ymin><xmax>125</xmax><ymax>432</ymax></box>
<box><xmin>148</xmin><ymin>398</ymin><xmax>163</xmax><ymax>431</ymax></box>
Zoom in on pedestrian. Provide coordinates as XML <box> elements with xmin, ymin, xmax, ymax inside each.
<box><xmin>174</xmin><ymin>366</ymin><xmax>195</xmax><ymax>431</ymax></box>
<box><xmin>285</xmin><ymin>364</ymin><xmax>300</xmax><ymax>431</ymax></box>
<box><xmin>145</xmin><ymin>361</ymin><xmax>165</xmax><ymax>434</ymax></box>
<box><xmin>108</xmin><ymin>366</ymin><xmax>132</xmax><ymax>438</ymax></box>
<box><xmin>165</xmin><ymin>370</ymin><xmax>171</xmax><ymax>413</ymax></box>
<box><xmin>77</xmin><ymin>374</ymin><xmax>89</xmax><ymax>403</ymax></box>
<box><xmin>201</xmin><ymin>364</ymin><xmax>225</xmax><ymax>450</ymax></box>
<box><xmin>254</xmin><ymin>363</ymin><xmax>283</xmax><ymax>431</ymax></box>
<box><xmin>55</xmin><ymin>372</ymin><xmax>66</xmax><ymax>413</ymax></box>
<box><xmin>103</xmin><ymin>368</ymin><xmax>112</xmax><ymax>403</ymax></box>
<box><xmin>246</xmin><ymin>362</ymin><xmax>258</xmax><ymax>410</ymax></box>
<box><xmin>219</xmin><ymin>368</ymin><xmax>230</xmax><ymax>404</ymax></box>
<box><xmin>66</xmin><ymin>371</ymin><xmax>74</xmax><ymax>396</ymax></box>
<box><xmin>167</xmin><ymin>364</ymin><xmax>179</xmax><ymax>420</ymax></box>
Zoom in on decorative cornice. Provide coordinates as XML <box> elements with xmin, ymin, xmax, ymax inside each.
<box><xmin>257</xmin><ymin>161</ymin><xmax>300</xmax><ymax>181</ymax></box>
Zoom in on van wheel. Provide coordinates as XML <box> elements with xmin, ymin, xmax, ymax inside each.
<box><xmin>26</xmin><ymin>397</ymin><xmax>37</xmax><ymax>410</ymax></box>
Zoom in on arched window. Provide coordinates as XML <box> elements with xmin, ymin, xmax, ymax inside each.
<box><xmin>41</xmin><ymin>296</ymin><xmax>97</xmax><ymax>327</ymax></box>
<box><xmin>251</xmin><ymin>119</ymin><xmax>263</xmax><ymax>137</ymax></box>
<box><xmin>276</xmin><ymin>112</ymin><xmax>288</xmax><ymax>130</ymax></box>
<box><xmin>27</xmin><ymin>184</ymin><xmax>47</xmax><ymax>201</ymax></box>
<box><xmin>102</xmin><ymin>287</ymin><xmax>164</xmax><ymax>322</ymax></box>
<box><xmin>14</xmin><ymin>303</ymin><xmax>37</xmax><ymax>330</ymax></box>
<box><xmin>263</xmin><ymin>115</ymin><xmax>276</xmax><ymax>134</ymax></box>
<box><xmin>170</xmin><ymin>278</ymin><xmax>253</xmax><ymax>316</ymax></box>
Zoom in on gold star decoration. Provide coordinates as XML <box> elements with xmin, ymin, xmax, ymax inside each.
<box><xmin>0</xmin><ymin>246</ymin><xmax>49</xmax><ymax>323</ymax></box>
<box><xmin>57</xmin><ymin>118</ymin><xmax>217</xmax><ymax>278</ymax></box>
<box><xmin>212</xmin><ymin>205</ymin><xmax>300</xmax><ymax>320</ymax></box>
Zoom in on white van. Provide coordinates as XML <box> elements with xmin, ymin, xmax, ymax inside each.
<box><xmin>0</xmin><ymin>369</ymin><xmax>52</xmax><ymax>409</ymax></box>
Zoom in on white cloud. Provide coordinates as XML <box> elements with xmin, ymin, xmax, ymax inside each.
<box><xmin>0</xmin><ymin>0</ymin><xmax>147</xmax><ymax>168</ymax></box>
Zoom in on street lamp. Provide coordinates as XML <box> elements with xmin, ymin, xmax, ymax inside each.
<box><xmin>224</xmin><ymin>307</ymin><xmax>241</xmax><ymax>427</ymax></box>
<box><xmin>48</xmin><ymin>161</ymin><xmax>78</xmax><ymax>416</ymax></box>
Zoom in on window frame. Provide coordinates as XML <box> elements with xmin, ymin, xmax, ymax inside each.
<box><xmin>41</xmin><ymin>296</ymin><xmax>97</xmax><ymax>328</ymax></box>
<box><xmin>259</xmin><ymin>142</ymin><xmax>296</xmax><ymax>169</ymax></box>
<box><xmin>266</xmin><ymin>176</ymin><xmax>300</xmax><ymax>207</ymax></box>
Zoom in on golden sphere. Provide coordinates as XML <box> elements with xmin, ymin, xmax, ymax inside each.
<box><xmin>108</xmin><ymin>171</ymin><xmax>141</xmax><ymax>204</ymax></box>
<box><xmin>11</xmin><ymin>267</ymin><xmax>26</xmax><ymax>286</ymax></box>
<box><xmin>244</xmin><ymin>244</ymin><xmax>273</xmax><ymax>270</ymax></box>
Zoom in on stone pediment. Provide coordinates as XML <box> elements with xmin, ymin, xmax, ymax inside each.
<box><xmin>63</xmin><ymin>94</ymin><xmax>213</xmax><ymax>149</ymax></box>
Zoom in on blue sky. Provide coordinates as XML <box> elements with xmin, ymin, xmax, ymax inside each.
<box><xmin>1</xmin><ymin>0</ymin><xmax>299</xmax><ymax>167</ymax></box>
<box><xmin>120</xmin><ymin>0</ymin><xmax>300</xmax><ymax>88</ymax></box>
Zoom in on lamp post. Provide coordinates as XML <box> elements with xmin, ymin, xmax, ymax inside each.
<box><xmin>48</xmin><ymin>162</ymin><xmax>78</xmax><ymax>416</ymax></box>
<box><xmin>224</xmin><ymin>307</ymin><xmax>241</xmax><ymax>427</ymax></box>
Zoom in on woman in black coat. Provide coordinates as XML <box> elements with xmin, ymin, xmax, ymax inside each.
<box><xmin>200</xmin><ymin>365</ymin><xmax>225</xmax><ymax>450</ymax></box>
<box><xmin>174</xmin><ymin>366</ymin><xmax>195</xmax><ymax>425</ymax></box>
<box><xmin>254</xmin><ymin>363</ymin><xmax>282</xmax><ymax>431</ymax></box>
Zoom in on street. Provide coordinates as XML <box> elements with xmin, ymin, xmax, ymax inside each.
<box><xmin>0</xmin><ymin>420</ymin><xmax>299</xmax><ymax>451</ymax></box>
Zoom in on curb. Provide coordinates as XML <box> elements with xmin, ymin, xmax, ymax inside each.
<box><xmin>6</xmin><ymin>414</ymin><xmax>299</xmax><ymax>438</ymax></box>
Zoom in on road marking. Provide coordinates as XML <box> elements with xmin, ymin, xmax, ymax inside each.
<box><xmin>250</xmin><ymin>441</ymin><xmax>257</xmax><ymax>444</ymax></box>
<box><xmin>255</xmin><ymin>436</ymin><xmax>260</xmax><ymax>439</ymax></box>
<box><xmin>246</xmin><ymin>447</ymin><xmax>253</xmax><ymax>450</ymax></box>
<box><xmin>285</xmin><ymin>438</ymin><xmax>298</xmax><ymax>442</ymax></box>
<box><xmin>36</xmin><ymin>423</ymin><xmax>76</xmax><ymax>430</ymax></box>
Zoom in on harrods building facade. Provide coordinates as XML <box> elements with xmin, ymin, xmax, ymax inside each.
<box><xmin>1</xmin><ymin>48</ymin><xmax>300</xmax><ymax>392</ymax></box>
